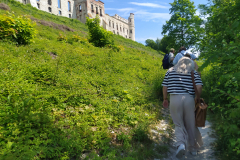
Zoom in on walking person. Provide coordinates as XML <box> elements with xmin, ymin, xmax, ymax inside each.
<box><xmin>173</xmin><ymin>46</ymin><xmax>187</xmax><ymax>65</ymax></box>
<box><xmin>168</xmin><ymin>48</ymin><xmax>175</xmax><ymax>68</ymax></box>
<box><xmin>162</xmin><ymin>57</ymin><xmax>203</xmax><ymax>159</ymax></box>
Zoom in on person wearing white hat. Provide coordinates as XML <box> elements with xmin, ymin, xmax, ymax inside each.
<box><xmin>162</xmin><ymin>57</ymin><xmax>203</xmax><ymax>158</ymax></box>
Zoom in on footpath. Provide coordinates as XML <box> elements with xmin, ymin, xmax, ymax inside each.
<box><xmin>153</xmin><ymin>108</ymin><xmax>217</xmax><ymax>160</ymax></box>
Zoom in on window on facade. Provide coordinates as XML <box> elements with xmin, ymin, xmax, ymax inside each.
<box><xmin>113</xmin><ymin>23</ymin><xmax>114</xmax><ymax>28</ymax></box>
<box><xmin>37</xmin><ymin>3</ymin><xmax>40</xmax><ymax>9</ymax></box>
<box><xmin>80</xmin><ymin>15</ymin><xmax>81</xmax><ymax>20</ymax></box>
<box><xmin>91</xmin><ymin>4</ymin><xmax>94</xmax><ymax>12</ymax></box>
<box><xmin>100</xmin><ymin>9</ymin><xmax>102</xmax><ymax>16</ymax></box>
<box><xmin>58</xmin><ymin>0</ymin><xmax>61</xmax><ymax>8</ymax></box>
<box><xmin>120</xmin><ymin>27</ymin><xmax>122</xmax><ymax>31</ymax></box>
<box><xmin>123</xmin><ymin>28</ymin><xmax>125</xmax><ymax>32</ymax></box>
<box><xmin>130</xmin><ymin>30</ymin><xmax>132</xmax><ymax>33</ymax></box>
<box><xmin>129</xmin><ymin>19</ymin><xmax>131</xmax><ymax>22</ymax></box>
<box><xmin>109</xmin><ymin>21</ymin><xmax>111</xmax><ymax>27</ymax></box>
<box><xmin>117</xmin><ymin>25</ymin><xmax>118</xmax><ymax>30</ymax></box>
<box><xmin>126</xmin><ymin>35</ymin><xmax>127</xmax><ymax>38</ymax></box>
<box><xmin>68</xmin><ymin>1</ymin><xmax>71</xmax><ymax>11</ymax></box>
<box><xmin>69</xmin><ymin>14</ymin><xmax>71</xmax><ymax>18</ymax></box>
<box><xmin>23</xmin><ymin>0</ymin><xmax>27</xmax><ymax>4</ymax></box>
<box><xmin>113</xmin><ymin>30</ymin><xmax>115</xmax><ymax>34</ymax></box>
<box><xmin>48</xmin><ymin>7</ymin><xmax>52</xmax><ymax>12</ymax></box>
<box><xmin>96</xmin><ymin>7</ymin><xmax>98</xmax><ymax>14</ymax></box>
<box><xmin>59</xmin><ymin>10</ymin><xmax>61</xmax><ymax>15</ymax></box>
<box><xmin>79</xmin><ymin>5</ymin><xmax>82</xmax><ymax>11</ymax></box>
<box><xmin>48</xmin><ymin>0</ymin><xmax>51</xmax><ymax>5</ymax></box>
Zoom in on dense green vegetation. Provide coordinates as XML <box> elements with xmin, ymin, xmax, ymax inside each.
<box><xmin>0</xmin><ymin>0</ymin><xmax>168</xmax><ymax>159</ymax></box>
<box><xmin>199</xmin><ymin>0</ymin><xmax>240</xmax><ymax>159</ymax></box>
<box><xmin>145</xmin><ymin>36</ymin><xmax>170</xmax><ymax>54</ymax></box>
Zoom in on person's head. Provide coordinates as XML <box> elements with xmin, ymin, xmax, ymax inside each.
<box><xmin>170</xmin><ymin>48</ymin><xmax>175</xmax><ymax>53</ymax></box>
<box><xmin>173</xmin><ymin>57</ymin><xmax>195</xmax><ymax>74</ymax></box>
<box><xmin>184</xmin><ymin>53</ymin><xmax>191</xmax><ymax>59</ymax></box>
<box><xmin>178</xmin><ymin>46</ymin><xmax>186</xmax><ymax>53</ymax></box>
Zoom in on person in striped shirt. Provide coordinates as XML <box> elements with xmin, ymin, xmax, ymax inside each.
<box><xmin>162</xmin><ymin>57</ymin><xmax>203</xmax><ymax>158</ymax></box>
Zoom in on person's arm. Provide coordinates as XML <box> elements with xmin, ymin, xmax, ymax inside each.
<box><xmin>163</xmin><ymin>86</ymin><xmax>168</xmax><ymax>100</ymax></box>
<box><xmin>195</xmin><ymin>85</ymin><xmax>202</xmax><ymax>102</ymax></box>
<box><xmin>162</xmin><ymin>86</ymin><xmax>169</xmax><ymax>108</ymax></box>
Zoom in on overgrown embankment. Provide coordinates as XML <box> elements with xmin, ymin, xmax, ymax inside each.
<box><xmin>0</xmin><ymin>1</ymin><xmax>167</xmax><ymax>159</ymax></box>
<box><xmin>199</xmin><ymin>1</ymin><xmax>240</xmax><ymax>159</ymax></box>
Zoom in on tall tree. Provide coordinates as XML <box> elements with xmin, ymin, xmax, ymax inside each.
<box><xmin>162</xmin><ymin>0</ymin><xmax>204</xmax><ymax>49</ymax></box>
<box><xmin>145</xmin><ymin>39</ymin><xmax>157</xmax><ymax>50</ymax></box>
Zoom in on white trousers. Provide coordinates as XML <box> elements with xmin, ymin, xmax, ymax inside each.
<box><xmin>170</xmin><ymin>94</ymin><xmax>203</xmax><ymax>151</ymax></box>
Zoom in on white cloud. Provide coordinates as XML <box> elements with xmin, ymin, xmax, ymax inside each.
<box><xmin>129</xmin><ymin>2</ymin><xmax>169</xmax><ymax>9</ymax></box>
<box><xmin>134</xmin><ymin>10</ymin><xmax>171</xmax><ymax>21</ymax></box>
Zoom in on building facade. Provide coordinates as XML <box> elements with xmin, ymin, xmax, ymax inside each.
<box><xmin>17</xmin><ymin>0</ymin><xmax>135</xmax><ymax>41</ymax></box>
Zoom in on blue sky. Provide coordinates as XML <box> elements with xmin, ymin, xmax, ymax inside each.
<box><xmin>103</xmin><ymin>0</ymin><xmax>209</xmax><ymax>44</ymax></box>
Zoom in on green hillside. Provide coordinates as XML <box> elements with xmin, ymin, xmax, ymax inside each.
<box><xmin>0</xmin><ymin>1</ymin><xmax>167</xmax><ymax>159</ymax></box>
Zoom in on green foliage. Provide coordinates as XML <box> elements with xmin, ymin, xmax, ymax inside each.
<box><xmin>0</xmin><ymin>12</ymin><xmax>37</xmax><ymax>44</ymax></box>
<box><xmin>145</xmin><ymin>37</ymin><xmax>171</xmax><ymax>54</ymax></box>
<box><xmin>199</xmin><ymin>0</ymin><xmax>240</xmax><ymax>159</ymax></box>
<box><xmin>162</xmin><ymin>0</ymin><xmax>204</xmax><ymax>49</ymax></box>
<box><xmin>86</xmin><ymin>16</ymin><xmax>113</xmax><ymax>47</ymax></box>
<box><xmin>0</xmin><ymin>1</ymin><xmax>168</xmax><ymax>159</ymax></box>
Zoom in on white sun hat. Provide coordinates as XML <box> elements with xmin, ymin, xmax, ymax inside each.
<box><xmin>173</xmin><ymin>57</ymin><xmax>195</xmax><ymax>74</ymax></box>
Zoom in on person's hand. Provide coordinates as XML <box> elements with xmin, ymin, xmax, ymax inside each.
<box><xmin>195</xmin><ymin>97</ymin><xmax>200</xmax><ymax>104</ymax></box>
<box><xmin>163</xmin><ymin>99</ymin><xmax>169</xmax><ymax>108</ymax></box>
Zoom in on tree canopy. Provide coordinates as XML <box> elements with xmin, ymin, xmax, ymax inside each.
<box><xmin>162</xmin><ymin>0</ymin><xmax>204</xmax><ymax>49</ymax></box>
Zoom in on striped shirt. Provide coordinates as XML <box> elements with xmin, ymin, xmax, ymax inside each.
<box><xmin>162</xmin><ymin>69</ymin><xmax>203</xmax><ymax>95</ymax></box>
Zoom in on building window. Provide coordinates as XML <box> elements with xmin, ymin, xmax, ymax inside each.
<box><xmin>59</xmin><ymin>10</ymin><xmax>61</xmax><ymax>15</ymax></box>
<box><xmin>120</xmin><ymin>27</ymin><xmax>122</xmax><ymax>32</ymax></box>
<box><xmin>130</xmin><ymin>30</ymin><xmax>132</xmax><ymax>33</ymax></box>
<box><xmin>109</xmin><ymin>21</ymin><xmax>111</xmax><ymax>27</ymax></box>
<box><xmin>58</xmin><ymin>0</ymin><xmax>61</xmax><ymax>8</ymax></box>
<box><xmin>113</xmin><ymin>23</ymin><xmax>114</xmax><ymax>28</ymax></box>
<box><xmin>48</xmin><ymin>0</ymin><xmax>51</xmax><ymax>5</ymax></box>
<box><xmin>129</xmin><ymin>19</ymin><xmax>131</xmax><ymax>22</ymax></box>
<box><xmin>69</xmin><ymin>14</ymin><xmax>71</xmax><ymax>18</ymax></box>
<box><xmin>100</xmin><ymin>9</ymin><xmax>102</xmax><ymax>16</ymax></box>
<box><xmin>68</xmin><ymin>1</ymin><xmax>71</xmax><ymax>12</ymax></box>
<box><xmin>80</xmin><ymin>15</ymin><xmax>81</xmax><ymax>20</ymax></box>
<box><xmin>79</xmin><ymin>5</ymin><xmax>82</xmax><ymax>11</ymax></box>
<box><xmin>123</xmin><ymin>28</ymin><xmax>125</xmax><ymax>32</ymax></box>
<box><xmin>48</xmin><ymin>7</ymin><xmax>52</xmax><ymax>12</ymax></box>
<box><xmin>117</xmin><ymin>24</ymin><xmax>118</xmax><ymax>30</ymax></box>
<box><xmin>91</xmin><ymin>4</ymin><xmax>94</xmax><ymax>12</ymax></box>
<box><xmin>96</xmin><ymin>7</ymin><xmax>98</xmax><ymax>14</ymax></box>
<box><xmin>37</xmin><ymin>3</ymin><xmax>40</xmax><ymax>9</ymax></box>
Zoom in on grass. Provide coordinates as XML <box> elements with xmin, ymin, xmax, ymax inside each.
<box><xmin>0</xmin><ymin>0</ymin><xmax>169</xmax><ymax>159</ymax></box>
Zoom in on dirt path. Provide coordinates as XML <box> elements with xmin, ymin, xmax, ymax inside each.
<box><xmin>163</xmin><ymin>120</ymin><xmax>217</xmax><ymax>160</ymax></box>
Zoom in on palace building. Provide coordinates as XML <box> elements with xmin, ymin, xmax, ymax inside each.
<box><xmin>18</xmin><ymin>0</ymin><xmax>135</xmax><ymax>41</ymax></box>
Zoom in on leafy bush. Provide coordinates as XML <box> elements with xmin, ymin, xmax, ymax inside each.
<box><xmin>199</xmin><ymin>0</ymin><xmax>240</xmax><ymax>159</ymax></box>
<box><xmin>86</xmin><ymin>16</ymin><xmax>113</xmax><ymax>47</ymax></box>
<box><xmin>0</xmin><ymin>12</ymin><xmax>36</xmax><ymax>44</ymax></box>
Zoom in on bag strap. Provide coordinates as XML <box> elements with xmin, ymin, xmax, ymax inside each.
<box><xmin>191</xmin><ymin>71</ymin><xmax>200</xmax><ymax>103</ymax></box>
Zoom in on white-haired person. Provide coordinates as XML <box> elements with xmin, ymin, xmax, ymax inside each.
<box><xmin>162</xmin><ymin>57</ymin><xmax>203</xmax><ymax>158</ymax></box>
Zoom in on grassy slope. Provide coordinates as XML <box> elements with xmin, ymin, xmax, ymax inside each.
<box><xmin>0</xmin><ymin>1</ymin><xmax>167</xmax><ymax>159</ymax></box>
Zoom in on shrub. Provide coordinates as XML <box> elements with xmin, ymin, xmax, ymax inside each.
<box><xmin>0</xmin><ymin>12</ymin><xmax>37</xmax><ymax>44</ymax></box>
<box><xmin>86</xmin><ymin>16</ymin><xmax>113</xmax><ymax>47</ymax></box>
